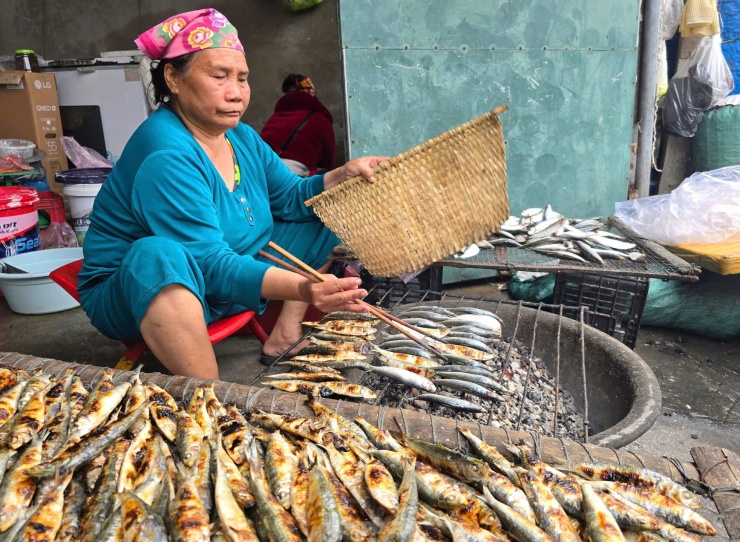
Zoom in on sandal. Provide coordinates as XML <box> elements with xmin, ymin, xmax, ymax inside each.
<box><xmin>259</xmin><ymin>353</ymin><xmax>282</xmax><ymax>367</ymax></box>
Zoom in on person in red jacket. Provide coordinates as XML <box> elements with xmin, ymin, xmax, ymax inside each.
<box><xmin>260</xmin><ymin>74</ymin><xmax>336</xmax><ymax>176</ymax></box>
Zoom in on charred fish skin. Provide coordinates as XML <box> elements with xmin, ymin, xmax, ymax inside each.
<box><xmin>562</xmin><ymin>462</ymin><xmax>702</xmax><ymax>511</ymax></box>
<box><xmin>56</xmin><ymin>477</ymin><xmax>86</xmax><ymax>542</ymax></box>
<box><xmin>580</xmin><ymin>482</ymin><xmax>626</xmax><ymax>542</ymax></box>
<box><xmin>168</xmin><ymin>475</ymin><xmax>210</xmax><ymax>542</ymax></box>
<box><xmin>31</xmin><ymin>401</ymin><xmax>150</xmax><ymax>478</ymax></box>
<box><xmin>244</xmin><ymin>439</ymin><xmax>303</xmax><ymax>542</ymax></box>
<box><xmin>370</xmin><ymin>450</ymin><xmax>467</xmax><ymax>510</ymax></box>
<box><xmin>481</xmin><ymin>486</ymin><xmax>555</xmax><ymax>542</ymax></box>
<box><xmin>175</xmin><ymin>409</ymin><xmax>204</xmax><ymax>469</ymax></box>
<box><xmin>590</xmin><ymin>482</ymin><xmax>717</xmax><ymax>536</ymax></box>
<box><xmin>322</xmin><ymin>440</ymin><xmax>385</xmax><ymax>527</ymax></box>
<box><xmin>378</xmin><ymin>456</ymin><xmax>418</xmax><ymax>542</ymax></box>
<box><xmin>145</xmin><ymin>383</ymin><xmax>179</xmax><ymax>442</ymax></box>
<box><xmin>365</xmin><ymin>457</ymin><xmax>400</xmax><ymax>514</ymax></box>
<box><xmin>212</xmin><ymin>437</ymin><xmax>259</xmax><ymax>542</ymax></box>
<box><xmin>401</xmin><ymin>433</ymin><xmax>492</xmax><ymax>483</ymax></box>
<box><xmin>307</xmin><ymin>463</ymin><xmax>343</xmax><ymax>542</ymax></box>
<box><xmin>518</xmin><ymin>469</ymin><xmax>582</xmax><ymax>542</ymax></box>
<box><xmin>290</xmin><ymin>445</ymin><xmax>311</xmax><ymax>538</ymax></box>
<box><xmin>265</xmin><ymin>430</ymin><xmax>298</xmax><ymax>510</ymax></box>
<box><xmin>0</xmin><ymin>432</ymin><xmax>43</xmax><ymax>532</ymax></box>
<box><xmin>307</xmin><ymin>397</ymin><xmax>373</xmax><ymax>450</ymax></box>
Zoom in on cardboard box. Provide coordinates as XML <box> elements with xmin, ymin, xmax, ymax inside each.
<box><xmin>0</xmin><ymin>71</ymin><xmax>69</xmax><ymax>194</ymax></box>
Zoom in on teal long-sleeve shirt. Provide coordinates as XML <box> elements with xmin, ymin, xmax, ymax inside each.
<box><xmin>78</xmin><ymin>104</ymin><xmax>325</xmax><ymax>312</ymax></box>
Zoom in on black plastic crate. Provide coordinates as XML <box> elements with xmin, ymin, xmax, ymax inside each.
<box><xmin>553</xmin><ymin>272</ymin><xmax>649</xmax><ymax>349</ymax></box>
<box><xmin>361</xmin><ymin>267</ymin><xmax>443</xmax><ymax>308</ymax></box>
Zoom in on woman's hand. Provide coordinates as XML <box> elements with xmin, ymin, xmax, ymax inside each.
<box><xmin>299</xmin><ymin>276</ymin><xmax>369</xmax><ymax>313</ymax></box>
<box><xmin>323</xmin><ymin>156</ymin><xmax>389</xmax><ymax>190</ymax></box>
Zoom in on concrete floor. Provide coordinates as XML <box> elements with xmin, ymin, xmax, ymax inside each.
<box><xmin>1</xmin><ymin>279</ymin><xmax>739</xmax><ymax>537</ymax></box>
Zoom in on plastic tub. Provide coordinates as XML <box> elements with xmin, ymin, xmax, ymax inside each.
<box><xmin>56</xmin><ymin>167</ymin><xmax>110</xmax><ymax>247</ymax></box>
<box><xmin>0</xmin><ymin>139</ymin><xmax>36</xmax><ymax>160</ymax></box>
<box><xmin>0</xmin><ymin>247</ymin><xmax>82</xmax><ymax>314</ymax></box>
<box><xmin>62</xmin><ymin>183</ymin><xmax>102</xmax><ymax>247</ymax></box>
<box><xmin>0</xmin><ymin>186</ymin><xmax>40</xmax><ymax>259</ymax></box>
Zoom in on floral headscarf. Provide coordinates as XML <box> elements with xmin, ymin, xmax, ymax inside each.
<box><xmin>135</xmin><ymin>9</ymin><xmax>243</xmax><ymax>60</ymax></box>
<box><xmin>286</xmin><ymin>75</ymin><xmax>316</xmax><ymax>96</ymax></box>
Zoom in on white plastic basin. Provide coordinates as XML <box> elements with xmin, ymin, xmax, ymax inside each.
<box><xmin>0</xmin><ymin>247</ymin><xmax>83</xmax><ymax>314</ymax></box>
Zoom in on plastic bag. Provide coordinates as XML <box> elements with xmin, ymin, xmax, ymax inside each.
<box><xmin>61</xmin><ymin>136</ymin><xmax>111</xmax><ymax>168</ymax></box>
<box><xmin>614</xmin><ymin>165</ymin><xmax>740</xmax><ymax>245</ymax></box>
<box><xmin>661</xmin><ymin>0</ymin><xmax>684</xmax><ymax>40</ymax></box>
<box><xmin>0</xmin><ymin>155</ymin><xmax>34</xmax><ymax>173</ymax></box>
<box><xmin>40</xmin><ymin>221</ymin><xmax>78</xmax><ymax>250</ymax></box>
<box><xmin>663</xmin><ymin>35</ymin><xmax>734</xmax><ymax>137</ymax></box>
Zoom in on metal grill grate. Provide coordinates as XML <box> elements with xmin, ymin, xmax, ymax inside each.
<box><xmin>436</xmin><ymin>216</ymin><xmax>701</xmax><ymax>281</ymax></box>
<box><xmin>252</xmin><ymin>289</ymin><xmax>589</xmax><ymax>442</ymax></box>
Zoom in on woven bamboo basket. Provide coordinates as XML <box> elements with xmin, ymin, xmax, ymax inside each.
<box><xmin>306</xmin><ymin>105</ymin><xmax>509</xmax><ymax>277</ymax></box>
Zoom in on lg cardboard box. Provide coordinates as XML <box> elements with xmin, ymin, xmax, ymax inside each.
<box><xmin>0</xmin><ymin>71</ymin><xmax>68</xmax><ymax>194</ymax></box>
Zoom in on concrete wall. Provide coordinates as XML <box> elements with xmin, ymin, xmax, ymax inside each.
<box><xmin>0</xmin><ymin>0</ymin><xmax>348</xmax><ymax>163</ymax></box>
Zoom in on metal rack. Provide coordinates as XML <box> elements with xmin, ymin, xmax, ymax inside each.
<box><xmin>435</xmin><ymin>216</ymin><xmax>701</xmax><ymax>282</ymax></box>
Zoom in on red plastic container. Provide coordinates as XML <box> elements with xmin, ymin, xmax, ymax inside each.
<box><xmin>36</xmin><ymin>191</ymin><xmax>66</xmax><ymax>224</ymax></box>
<box><xmin>0</xmin><ymin>186</ymin><xmax>40</xmax><ymax>259</ymax></box>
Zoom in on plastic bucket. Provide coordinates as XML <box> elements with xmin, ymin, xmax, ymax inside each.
<box><xmin>0</xmin><ymin>186</ymin><xmax>40</xmax><ymax>259</ymax></box>
<box><xmin>0</xmin><ymin>247</ymin><xmax>82</xmax><ymax>314</ymax></box>
<box><xmin>56</xmin><ymin>167</ymin><xmax>111</xmax><ymax>247</ymax></box>
<box><xmin>62</xmin><ymin>183</ymin><xmax>102</xmax><ymax>247</ymax></box>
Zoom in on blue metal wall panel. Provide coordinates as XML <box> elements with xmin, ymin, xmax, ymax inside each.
<box><xmin>340</xmin><ymin>0</ymin><xmax>640</xmax><ymax>218</ymax></box>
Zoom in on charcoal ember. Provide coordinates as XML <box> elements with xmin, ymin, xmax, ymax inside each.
<box><xmin>363</xmin><ymin>323</ymin><xmax>585</xmax><ymax>441</ymax></box>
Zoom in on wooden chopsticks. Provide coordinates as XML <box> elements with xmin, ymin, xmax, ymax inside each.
<box><xmin>264</xmin><ymin>241</ymin><xmax>448</xmax><ymax>360</ymax></box>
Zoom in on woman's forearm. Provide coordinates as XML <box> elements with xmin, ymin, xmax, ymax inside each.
<box><xmin>260</xmin><ymin>267</ymin><xmax>310</xmax><ymax>303</ymax></box>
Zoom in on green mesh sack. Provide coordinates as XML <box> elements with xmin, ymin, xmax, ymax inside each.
<box><xmin>509</xmin><ymin>273</ymin><xmax>556</xmax><ymax>303</ymax></box>
<box><xmin>692</xmin><ymin>105</ymin><xmax>740</xmax><ymax>172</ymax></box>
<box><xmin>283</xmin><ymin>0</ymin><xmax>323</xmax><ymax>11</ymax></box>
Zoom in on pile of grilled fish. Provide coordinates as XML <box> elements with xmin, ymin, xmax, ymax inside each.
<box><xmin>454</xmin><ymin>205</ymin><xmax>646</xmax><ymax>265</ymax></box>
<box><xmin>261</xmin><ymin>307</ymin><xmax>510</xmax><ymax>414</ymax></box>
<box><xmin>0</xmin><ymin>363</ymin><xmax>716</xmax><ymax>541</ymax></box>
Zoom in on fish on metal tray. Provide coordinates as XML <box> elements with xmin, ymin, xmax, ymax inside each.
<box><xmin>433</xmin><ymin>371</ymin><xmax>508</xmax><ymax>394</ymax></box>
<box><xmin>324</xmin><ymin>311</ymin><xmax>379</xmax><ymax>322</ymax></box>
<box><xmin>262</xmin><ymin>380</ymin><xmax>334</xmax><ymax>398</ymax></box>
<box><xmin>175</xmin><ymin>409</ymin><xmax>204</xmax><ymax>469</ymax></box>
<box><xmin>291</xmin><ymin>350</ymin><xmax>368</xmax><ymax>362</ymax></box>
<box><xmin>441</xmin><ymin>336</ymin><xmax>495</xmax><ymax>354</ymax></box>
<box><xmin>302</xmin><ymin>320</ymin><xmax>377</xmax><ymax>337</ymax></box>
<box><xmin>580</xmin><ymin>482</ymin><xmax>626</xmax><ymax>542</ymax></box>
<box><xmin>413</xmin><ymin>393</ymin><xmax>487</xmax><ymax>413</ymax></box>
<box><xmin>556</xmin><ymin>461</ymin><xmax>702</xmax><ymax>510</ymax></box>
<box><xmin>265</xmin><ymin>430</ymin><xmax>298</xmax><ymax>510</ymax></box>
<box><xmin>243</xmin><ymin>439</ymin><xmax>304</xmax><ymax>542</ymax></box>
<box><xmin>588</xmin><ymin>482</ymin><xmax>716</xmax><ymax>536</ymax></box>
<box><xmin>401</xmin><ymin>433</ymin><xmax>491</xmax><ymax>483</ymax></box>
<box><xmin>370</xmin><ymin>450</ymin><xmax>467</xmax><ymax>510</ymax></box>
<box><xmin>369</xmin><ymin>366</ymin><xmax>437</xmax><ymax>392</ymax></box>
<box><xmin>433</xmin><ymin>378</ymin><xmax>504</xmax><ymax>402</ymax></box>
<box><xmin>481</xmin><ymin>486</ymin><xmax>555</xmax><ymax>542</ymax></box>
<box><xmin>517</xmin><ymin>468</ymin><xmax>582</xmax><ymax>542</ymax></box>
<box><xmin>322</xmin><ymin>440</ymin><xmax>385</xmax><ymax>527</ymax></box>
<box><xmin>277</xmin><ymin>361</ymin><xmax>343</xmax><ymax>374</ymax></box>
<box><xmin>307</xmin><ymin>396</ymin><xmax>372</xmax><ymax>450</ymax></box>
<box><xmin>264</xmin><ymin>371</ymin><xmax>348</xmax><ymax>382</ymax></box>
<box><xmin>378</xmin><ymin>455</ymin><xmax>418</xmax><ymax>542</ymax></box>
<box><xmin>307</xmin><ymin>461</ymin><xmax>343</xmax><ymax>542</ymax></box>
